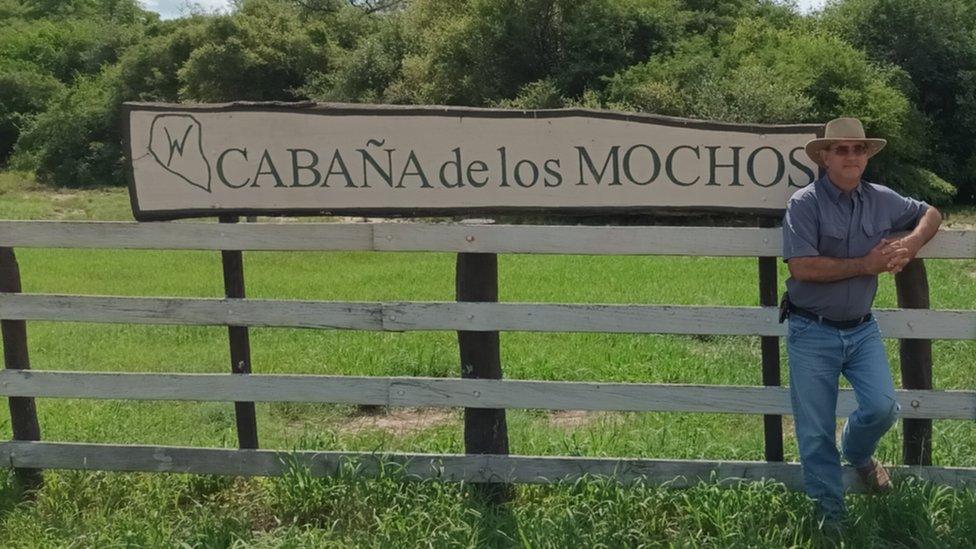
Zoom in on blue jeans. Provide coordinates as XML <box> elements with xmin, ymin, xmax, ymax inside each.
<box><xmin>785</xmin><ymin>313</ymin><xmax>901</xmax><ymax>521</ymax></box>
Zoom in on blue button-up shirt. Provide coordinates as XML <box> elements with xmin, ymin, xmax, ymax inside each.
<box><xmin>782</xmin><ymin>175</ymin><xmax>930</xmax><ymax>320</ymax></box>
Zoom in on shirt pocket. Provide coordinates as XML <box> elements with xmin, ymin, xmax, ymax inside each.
<box><xmin>818</xmin><ymin>222</ymin><xmax>848</xmax><ymax>257</ymax></box>
<box><xmin>858</xmin><ymin>216</ymin><xmax>892</xmax><ymax>257</ymax></box>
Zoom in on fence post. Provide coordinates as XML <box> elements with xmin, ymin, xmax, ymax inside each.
<box><xmin>218</xmin><ymin>216</ymin><xmax>259</xmax><ymax>450</ymax></box>
<box><xmin>456</xmin><ymin>251</ymin><xmax>512</xmax><ymax>503</ymax></box>
<box><xmin>895</xmin><ymin>258</ymin><xmax>932</xmax><ymax>465</ymax></box>
<box><xmin>0</xmin><ymin>247</ymin><xmax>43</xmax><ymax>489</ymax></box>
<box><xmin>757</xmin><ymin>217</ymin><xmax>784</xmax><ymax>462</ymax></box>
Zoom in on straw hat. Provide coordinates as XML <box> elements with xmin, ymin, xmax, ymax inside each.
<box><xmin>805</xmin><ymin>117</ymin><xmax>886</xmax><ymax>167</ymax></box>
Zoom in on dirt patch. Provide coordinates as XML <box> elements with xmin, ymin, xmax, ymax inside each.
<box><xmin>547</xmin><ymin>410</ymin><xmax>601</xmax><ymax>429</ymax></box>
<box><xmin>337</xmin><ymin>407</ymin><xmax>456</xmax><ymax>435</ymax></box>
<box><xmin>944</xmin><ymin>217</ymin><xmax>976</xmax><ymax>230</ymax></box>
<box><xmin>52</xmin><ymin>207</ymin><xmax>86</xmax><ymax>219</ymax></box>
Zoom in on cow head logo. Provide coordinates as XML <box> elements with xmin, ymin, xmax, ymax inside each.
<box><xmin>148</xmin><ymin>114</ymin><xmax>212</xmax><ymax>193</ymax></box>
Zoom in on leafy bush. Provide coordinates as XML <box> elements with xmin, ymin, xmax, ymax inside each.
<box><xmin>114</xmin><ymin>16</ymin><xmax>212</xmax><ymax>102</ymax></box>
<box><xmin>10</xmin><ymin>66</ymin><xmax>124</xmax><ymax>187</ymax></box>
<box><xmin>0</xmin><ymin>62</ymin><xmax>62</xmax><ymax>162</ymax></box>
<box><xmin>604</xmin><ymin>17</ymin><xmax>957</xmax><ymax>203</ymax></box>
<box><xmin>390</xmin><ymin>0</ymin><xmax>688</xmax><ymax>106</ymax></box>
<box><xmin>820</xmin><ymin>0</ymin><xmax>976</xmax><ymax>202</ymax></box>
<box><xmin>0</xmin><ymin>16</ymin><xmax>145</xmax><ymax>82</ymax></box>
<box><xmin>1</xmin><ymin>0</ymin><xmax>970</xmax><ymax>202</ymax></box>
<box><xmin>177</xmin><ymin>0</ymin><xmax>331</xmax><ymax>102</ymax></box>
<box><xmin>299</xmin><ymin>10</ymin><xmax>407</xmax><ymax>103</ymax></box>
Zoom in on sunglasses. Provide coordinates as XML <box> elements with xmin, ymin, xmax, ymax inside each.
<box><xmin>829</xmin><ymin>144</ymin><xmax>868</xmax><ymax>156</ymax></box>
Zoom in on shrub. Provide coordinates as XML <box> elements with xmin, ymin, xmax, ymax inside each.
<box><xmin>10</xmin><ymin>66</ymin><xmax>124</xmax><ymax>187</ymax></box>
<box><xmin>603</xmin><ymin>17</ymin><xmax>957</xmax><ymax>203</ymax></box>
<box><xmin>0</xmin><ymin>62</ymin><xmax>62</xmax><ymax>162</ymax></box>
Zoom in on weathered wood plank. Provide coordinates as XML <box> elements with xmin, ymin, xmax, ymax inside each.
<box><xmin>374</xmin><ymin>224</ymin><xmax>784</xmax><ymax>256</ymax></box>
<box><xmin>1</xmin><ymin>441</ymin><xmax>974</xmax><ymax>491</ymax></box>
<box><xmin>0</xmin><ymin>371</ymin><xmax>392</xmax><ymax>405</ymax></box>
<box><xmin>0</xmin><ymin>294</ymin><xmax>383</xmax><ymax>329</ymax></box>
<box><xmin>0</xmin><ymin>221</ymin><xmax>373</xmax><ymax>251</ymax></box>
<box><xmin>0</xmin><ymin>371</ymin><xmax>971</xmax><ymax>420</ymax></box>
<box><xmin>387</xmin><ymin>303</ymin><xmax>976</xmax><ymax>340</ymax></box>
<box><xmin>0</xmin><ymin>221</ymin><xmax>971</xmax><ymax>258</ymax></box>
<box><xmin>1</xmin><ymin>295</ymin><xmax>972</xmax><ymax>340</ymax></box>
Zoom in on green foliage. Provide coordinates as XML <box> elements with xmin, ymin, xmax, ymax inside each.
<box><xmin>820</xmin><ymin>0</ymin><xmax>976</xmax><ymax>202</ymax></box>
<box><xmin>604</xmin><ymin>17</ymin><xmax>957</xmax><ymax>203</ymax></box>
<box><xmin>10</xmin><ymin>66</ymin><xmax>124</xmax><ymax>187</ymax></box>
<box><xmin>389</xmin><ymin>0</ymin><xmax>688</xmax><ymax>106</ymax></box>
<box><xmin>886</xmin><ymin>166</ymin><xmax>960</xmax><ymax>207</ymax></box>
<box><xmin>3</xmin><ymin>0</ymin><xmax>335</xmax><ymax>186</ymax></box>
<box><xmin>115</xmin><ymin>17</ymin><xmax>213</xmax><ymax>102</ymax></box>
<box><xmin>496</xmin><ymin>78</ymin><xmax>567</xmax><ymax>109</ymax></box>
<box><xmin>0</xmin><ymin>1</ymin><xmax>150</xmax><ymax>168</ymax></box>
<box><xmin>0</xmin><ymin>18</ymin><xmax>138</xmax><ymax>82</ymax></box>
<box><xmin>606</xmin><ymin>18</ymin><xmax>876</xmax><ymax>122</ymax></box>
<box><xmin>177</xmin><ymin>0</ymin><xmax>331</xmax><ymax>102</ymax></box>
<box><xmin>0</xmin><ymin>0</ymin><xmax>972</xmax><ymax>203</ymax></box>
<box><xmin>14</xmin><ymin>0</ymin><xmax>154</xmax><ymax>22</ymax></box>
<box><xmin>298</xmin><ymin>8</ymin><xmax>406</xmax><ymax>103</ymax></box>
<box><xmin>0</xmin><ymin>63</ymin><xmax>62</xmax><ymax>162</ymax></box>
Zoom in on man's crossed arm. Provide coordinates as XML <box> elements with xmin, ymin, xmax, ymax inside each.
<box><xmin>788</xmin><ymin>206</ymin><xmax>943</xmax><ymax>283</ymax></box>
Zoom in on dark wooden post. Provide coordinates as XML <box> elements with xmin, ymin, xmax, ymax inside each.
<box><xmin>0</xmin><ymin>247</ymin><xmax>43</xmax><ymax>489</ymax></box>
<box><xmin>757</xmin><ymin>218</ymin><xmax>784</xmax><ymax>462</ymax></box>
<box><xmin>895</xmin><ymin>259</ymin><xmax>932</xmax><ymax>466</ymax></box>
<box><xmin>456</xmin><ymin>252</ymin><xmax>512</xmax><ymax>503</ymax></box>
<box><xmin>218</xmin><ymin>216</ymin><xmax>259</xmax><ymax>450</ymax></box>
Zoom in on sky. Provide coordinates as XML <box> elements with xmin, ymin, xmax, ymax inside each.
<box><xmin>142</xmin><ymin>1</ymin><xmax>831</xmax><ymax>21</ymax></box>
<box><xmin>141</xmin><ymin>0</ymin><xmax>233</xmax><ymax>20</ymax></box>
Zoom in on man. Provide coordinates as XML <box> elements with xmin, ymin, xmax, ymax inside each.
<box><xmin>781</xmin><ymin>117</ymin><xmax>943</xmax><ymax>527</ymax></box>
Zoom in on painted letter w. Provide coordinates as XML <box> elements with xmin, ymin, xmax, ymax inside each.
<box><xmin>164</xmin><ymin>125</ymin><xmax>193</xmax><ymax>167</ymax></box>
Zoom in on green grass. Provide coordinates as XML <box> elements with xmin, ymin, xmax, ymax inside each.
<box><xmin>1</xmin><ymin>465</ymin><xmax>973</xmax><ymax>548</ymax></box>
<box><xmin>0</xmin><ymin>171</ymin><xmax>974</xmax><ymax>547</ymax></box>
<box><xmin>0</xmin><ymin>171</ymin><xmax>134</xmax><ymax>221</ymax></box>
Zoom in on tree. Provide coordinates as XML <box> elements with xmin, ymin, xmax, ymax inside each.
<box><xmin>604</xmin><ymin>17</ymin><xmax>956</xmax><ymax>203</ymax></box>
<box><xmin>177</xmin><ymin>0</ymin><xmax>331</xmax><ymax>102</ymax></box>
<box><xmin>821</xmin><ymin>0</ymin><xmax>976</xmax><ymax>202</ymax></box>
<box><xmin>0</xmin><ymin>62</ymin><xmax>62</xmax><ymax>162</ymax></box>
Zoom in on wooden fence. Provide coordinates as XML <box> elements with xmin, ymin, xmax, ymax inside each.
<box><xmin>0</xmin><ymin>220</ymin><xmax>974</xmax><ymax>495</ymax></box>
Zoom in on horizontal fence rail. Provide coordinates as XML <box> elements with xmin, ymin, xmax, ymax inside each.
<box><xmin>0</xmin><ymin>371</ymin><xmax>972</xmax><ymax>420</ymax></box>
<box><xmin>1</xmin><ymin>294</ymin><xmax>973</xmax><ymax>340</ymax></box>
<box><xmin>1</xmin><ymin>442</ymin><xmax>974</xmax><ymax>492</ymax></box>
<box><xmin>0</xmin><ymin>221</ymin><xmax>972</xmax><ymax>258</ymax></box>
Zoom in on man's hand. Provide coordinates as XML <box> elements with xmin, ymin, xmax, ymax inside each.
<box><xmin>863</xmin><ymin>239</ymin><xmax>903</xmax><ymax>275</ymax></box>
<box><xmin>880</xmin><ymin>236</ymin><xmax>922</xmax><ymax>274</ymax></box>
<box><xmin>881</xmin><ymin>206</ymin><xmax>942</xmax><ymax>274</ymax></box>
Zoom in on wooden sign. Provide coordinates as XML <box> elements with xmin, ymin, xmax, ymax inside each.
<box><xmin>122</xmin><ymin>102</ymin><xmax>822</xmax><ymax>220</ymax></box>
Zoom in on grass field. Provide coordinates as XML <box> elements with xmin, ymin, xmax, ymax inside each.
<box><xmin>0</xmin><ymin>170</ymin><xmax>974</xmax><ymax>547</ymax></box>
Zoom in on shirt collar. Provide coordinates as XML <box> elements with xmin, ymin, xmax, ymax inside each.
<box><xmin>820</xmin><ymin>174</ymin><xmax>863</xmax><ymax>204</ymax></box>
